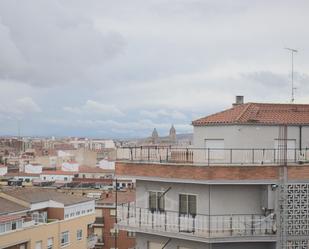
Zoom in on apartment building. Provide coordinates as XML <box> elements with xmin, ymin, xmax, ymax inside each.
<box><xmin>94</xmin><ymin>190</ymin><xmax>136</xmax><ymax>249</ymax></box>
<box><xmin>116</xmin><ymin>98</ymin><xmax>309</xmax><ymax>249</ymax></box>
<box><xmin>0</xmin><ymin>187</ymin><xmax>96</xmax><ymax>249</ymax></box>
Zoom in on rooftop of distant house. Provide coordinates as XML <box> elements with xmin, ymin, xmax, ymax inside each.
<box><xmin>97</xmin><ymin>189</ymin><xmax>135</xmax><ymax>205</ymax></box>
<box><xmin>41</xmin><ymin>170</ymin><xmax>75</xmax><ymax>175</ymax></box>
<box><xmin>78</xmin><ymin>165</ymin><xmax>114</xmax><ymax>174</ymax></box>
<box><xmin>192</xmin><ymin>102</ymin><xmax>309</xmax><ymax>126</ymax></box>
<box><xmin>1</xmin><ymin>188</ymin><xmax>92</xmax><ymax>206</ymax></box>
<box><xmin>0</xmin><ymin>197</ymin><xmax>29</xmax><ymax>215</ymax></box>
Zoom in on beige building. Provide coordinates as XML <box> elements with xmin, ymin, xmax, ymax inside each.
<box><xmin>0</xmin><ymin>188</ymin><xmax>96</xmax><ymax>249</ymax></box>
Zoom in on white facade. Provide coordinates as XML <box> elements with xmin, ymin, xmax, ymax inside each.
<box><xmin>40</xmin><ymin>173</ymin><xmax>74</xmax><ymax>182</ymax></box>
<box><xmin>0</xmin><ymin>166</ymin><xmax>8</xmax><ymax>176</ymax></box>
<box><xmin>24</xmin><ymin>164</ymin><xmax>43</xmax><ymax>174</ymax></box>
<box><xmin>61</xmin><ymin>162</ymin><xmax>79</xmax><ymax>172</ymax></box>
<box><xmin>64</xmin><ymin>200</ymin><xmax>95</xmax><ymax>220</ymax></box>
<box><xmin>193</xmin><ymin>125</ymin><xmax>309</xmax><ymax>149</ymax></box>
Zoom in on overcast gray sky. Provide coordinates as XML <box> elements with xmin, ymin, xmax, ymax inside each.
<box><xmin>0</xmin><ymin>0</ymin><xmax>309</xmax><ymax>138</ymax></box>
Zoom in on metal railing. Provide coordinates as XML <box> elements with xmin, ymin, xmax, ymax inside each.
<box><xmin>117</xmin><ymin>203</ymin><xmax>276</xmax><ymax>239</ymax></box>
<box><xmin>87</xmin><ymin>234</ymin><xmax>98</xmax><ymax>249</ymax></box>
<box><xmin>117</xmin><ymin>147</ymin><xmax>309</xmax><ymax>165</ymax></box>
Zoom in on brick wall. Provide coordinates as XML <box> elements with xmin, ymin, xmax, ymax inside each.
<box><xmin>116</xmin><ymin>162</ymin><xmax>309</xmax><ymax>181</ymax></box>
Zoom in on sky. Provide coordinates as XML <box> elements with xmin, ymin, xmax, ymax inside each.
<box><xmin>0</xmin><ymin>0</ymin><xmax>309</xmax><ymax>138</ymax></box>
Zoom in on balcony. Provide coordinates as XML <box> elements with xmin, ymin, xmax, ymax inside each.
<box><xmin>117</xmin><ymin>203</ymin><xmax>276</xmax><ymax>243</ymax></box>
<box><xmin>117</xmin><ymin>147</ymin><xmax>309</xmax><ymax>166</ymax></box>
<box><xmin>96</xmin><ymin>236</ymin><xmax>104</xmax><ymax>245</ymax></box>
<box><xmin>87</xmin><ymin>234</ymin><xmax>98</xmax><ymax>249</ymax></box>
<box><xmin>93</xmin><ymin>217</ymin><xmax>104</xmax><ymax>227</ymax></box>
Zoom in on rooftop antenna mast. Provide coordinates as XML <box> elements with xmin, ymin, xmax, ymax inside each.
<box><xmin>284</xmin><ymin>48</ymin><xmax>298</xmax><ymax>103</ymax></box>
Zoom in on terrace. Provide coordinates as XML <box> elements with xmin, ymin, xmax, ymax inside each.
<box><xmin>117</xmin><ymin>146</ymin><xmax>309</xmax><ymax>166</ymax></box>
<box><xmin>117</xmin><ymin>203</ymin><xmax>276</xmax><ymax>243</ymax></box>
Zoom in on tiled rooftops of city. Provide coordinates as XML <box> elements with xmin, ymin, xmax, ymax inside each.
<box><xmin>96</xmin><ymin>189</ymin><xmax>135</xmax><ymax>206</ymax></box>
<box><xmin>1</xmin><ymin>188</ymin><xmax>93</xmax><ymax>206</ymax></box>
<box><xmin>0</xmin><ymin>197</ymin><xmax>29</xmax><ymax>215</ymax></box>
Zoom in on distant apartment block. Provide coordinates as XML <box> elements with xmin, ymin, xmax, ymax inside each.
<box><xmin>95</xmin><ymin>190</ymin><xmax>136</xmax><ymax>249</ymax></box>
<box><xmin>116</xmin><ymin>97</ymin><xmax>309</xmax><ymax>249</ymax></box>
<box><xmin>0</xmin><ymin>188</ymin><xmax>96</xmax><ymax>249</ymax></box>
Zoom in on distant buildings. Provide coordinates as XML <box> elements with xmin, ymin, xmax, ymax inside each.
<box><xmin>141</xmin><ymin>125</ymin><xmax>177</xmax><ymax>145</ymax></box>
<box><xmin>0</xmin><ymin>188</ymin><xmax>96</xmax><ymax>249</ymax></box>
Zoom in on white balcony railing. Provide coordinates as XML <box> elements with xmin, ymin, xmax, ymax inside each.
<box><xmin>87</xmin><ymin>235</ymin><xmax>97</xmax><ymax>249</ymax></box>
<box><xmin>117</xmin><ymin>147</ymin><xmax>309</xmax><ymax>166</ymax></box>
<box><xmin>117</xmin><ymin>203</ymin><xmax>276</xmax><ymax>239</ymax></box>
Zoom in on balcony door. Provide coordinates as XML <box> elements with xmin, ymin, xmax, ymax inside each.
<box><xmin>179</xmin><ymin>194</ymin><xmax>197</xmax><ymax>233</ymax></box>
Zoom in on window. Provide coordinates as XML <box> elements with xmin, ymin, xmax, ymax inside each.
<box><xmin>76</xmin><ymin>229</ymin><xmax>82</xmax><ymax>240</ymax></box>
<box><xmin>35</xmin><ymin>241</ymin><xmax>42</xmax><ymax>249</ymax></box>
<box><xmin>0</xmin><ymin>223</ymin><xmax>5</xmax><ymax>233</ymax></box>
<box><xmin>64</xmin><ymin>177</ymin><xmax>68</xmax><ymax>181</ymax></box>
<box><xmin>127</xmin><ymin>231</ymin><xmax>135</xmax><ymax>237</ymax></box>
<box><xmin>110</xmin><ymin>209</ymin><xmax>116</xmax><ymax>216</ymax></box>
<box><xmin>76</xmin><ymin>211</ymin><xmax>80</xmax><ymax>216</ymax></box>
<box><xmin>149</xmin><ymin>191</ymin><xmax>165</xmax><ymax>212</ymax></box>
<box><xmin>179</xmin><ymin>194</ymin><xmax>197</xmax><ymax>216</ymax></box>
<box><xmin>61</xmin><ymin>231</ymin><xmax>69</xmax><ymax>247</ymax></box>
<box><xmin>47</xmin><ymin>237</ymin><xmax>53</xmax><ymax>249</ymax></box>
<box><xmin>12</xmin><ymin>221</ymin><xmax>16</xmax><ymax>230</ymax></box>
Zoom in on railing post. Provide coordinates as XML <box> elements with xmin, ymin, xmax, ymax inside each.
<box><xmin>252</xmin><ymin>149</ymin><xmax>254</xmax><ymax>164</ymax></box>
<box><xmin>251</xmin><ymin>214</ymin><xmax>254</xmax><ymax>235</ymax></box>
<box><xmin>139</xmin><ymin>208</ymin><xmax>141</xmax><ymax>228</ymax></box>
<box><xmin>186</xmin><ymin>148</ymin><xmax>189</xmax><ymax>163</ymax></box>
<box><xmin>207</xmin><ymin>148</ymin><xmax>210</xmax><ymax>166</ymax></box>
<box><xmin>127</xmin><ymin>203</ymin><xmax>130</xmax><ymax>225</ymax></box>
<box><xmin>130</xmin><ymin>148</ymin><xmax>133</xmax><ymax>160</ymax></box>
<box><xmin>152</xmin><ymin>212</ymin><xmax>154</xmax><ymax>229</ymax></box>
<box><xmin>230</xmin><ymin>216</ymin><xmax>233</xmax><ymax>236</ymax></box>
<box><xmin>273</xmin><ymin>149</ymin><xmax>276</xmax><ymax>164</ymax></box>
<box><xmin>230</xmin><ymin>149</ymin><xmax>233</xmax><ymax>164</ymax></box>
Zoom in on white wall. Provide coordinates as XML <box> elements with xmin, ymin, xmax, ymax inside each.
<box><xmin>193</xmin><ymin>125</ymin><xmax>309</xmax><ymax>149</ymax></box>
<box><xmin>136</xmin><ymin>181</ymin><xmax>267</xmax><ymax>215</ymax></box>
<box><xmin>40</xmin><ymin>174</ymin><xmax>74</xmax><ymax>182</ymax></box>
<box><xmin>0</xmin><ymin>167</ymin><xmax>8</xmax><ymax>176</ymax></box>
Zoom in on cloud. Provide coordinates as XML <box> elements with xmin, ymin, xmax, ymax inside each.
<box><xmin>0</xmin><ymin>0</ymin><xmax>125</xmax><ymax>87</ymax></box>
<box><xmin>140</xmin><ymin>109</ymin><xmax>187</xmax><ymax>120</ymax></box>
<box><xmin>0</xmin><ymin>96</ymin><xmax>41</xmax><ymax>117</ymax></box>
<box><xmin>64</xmin><ymin>100</ymin><xmax>124</xmax><ymax>117</ymax></box>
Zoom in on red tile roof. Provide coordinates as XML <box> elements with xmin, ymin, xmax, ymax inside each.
<box><xmin>97</xmin><ymin>190</ymin><xmax>135</xmax><ymax>205</ymax></box>
<box><xmin>41</xmin><ymin>170</ymin><xmax>75</xmax><ymax>175</ymax></box>
<box><xmin>192</xmin><ymin>103</ymin><xmax>309</xmax><ymax>126</ymax></box>
<box><xmin>78</xmin><ymin>166</ymin><xmax>114</xmax><ymax>174</ymax></box>
<box><xmin>0</xmin><ymin>215</ymin><xmax>23</xmax><ymax>223</ymax></box>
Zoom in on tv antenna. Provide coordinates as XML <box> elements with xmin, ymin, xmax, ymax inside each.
<box><xmin>284</xmin><ymin>48</ymin><xmax>298</xmax><ymax>103</ymax></box>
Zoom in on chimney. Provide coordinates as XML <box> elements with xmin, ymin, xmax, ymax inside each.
<box><xmin>233</xmin><ymin>95</ymin><xmax>244</xmax><ymax>106</ymax></box>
